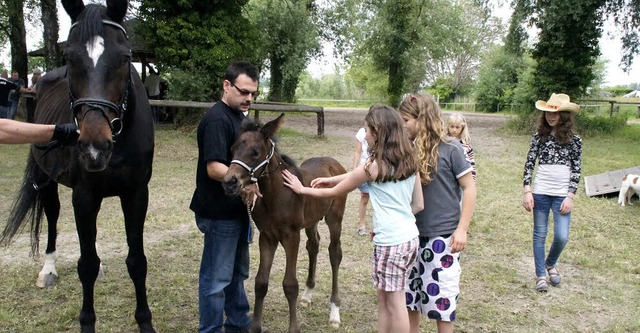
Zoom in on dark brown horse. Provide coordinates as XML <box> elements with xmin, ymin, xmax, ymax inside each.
<box><xmin>222</xmin><ymin>114</ymin><xmax>347</xmax><ymax>333</ymax></box>
<box><xmin>1</xmin><ymin>0</ymin><xmax>155</xmax><ymax>332</ymax></box>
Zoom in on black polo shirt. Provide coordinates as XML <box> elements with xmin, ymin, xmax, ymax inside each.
<box><xmin>0</xmin><ymin>78</ymin><xmax>18</xmax><ymax>107</ymax></box>
<box><xmin>189</xmin><ymin>101</ymin><xmax>248</xmax><ymax>220</ymax></box>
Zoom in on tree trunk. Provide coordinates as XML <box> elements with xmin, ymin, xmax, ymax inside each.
<box><xmin>269</xmin><ymin>57</ymin><xmax>284</xmax><ymax>102</ymax></box>
<box><xmin>7</xmin><ymin>0</ymin><xmax>28</xmax><ymax>81</ymax></box>
<box><xmin>41</xmin><ymin>0</ymin><xmax>62</xmax><ymax>69</ymax></box>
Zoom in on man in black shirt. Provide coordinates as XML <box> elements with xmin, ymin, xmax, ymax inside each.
<box><xmin>0</xmin><ymin>71</ymin><xmax>18</xmax><ymax>119</ymax></box>
<box><xmin>189</xmin><ymin>61</ymin><xmax>263</xmax><ymax>333</ymax></box>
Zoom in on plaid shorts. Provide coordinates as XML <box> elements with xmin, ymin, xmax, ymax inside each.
<box><xmin>370</xmin><ymin>237</ymin><xmax>419</xmax><ymax>291</ymax></box>
<box><xmin>405</xmin><ymin>235</ymin><xmax>461</xmax><ymax>322</ymax></box>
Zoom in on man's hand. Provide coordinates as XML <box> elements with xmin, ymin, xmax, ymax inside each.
<box><xmin>241</xmin><ymin>183</ymin><xmax>262</xmax><ymax>206</ymax></box>
<box><xmin>52</xmin><ymin>123</ymin><xmax>79</xmax><ymax>146</ymax></box>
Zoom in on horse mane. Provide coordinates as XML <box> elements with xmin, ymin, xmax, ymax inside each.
<box><xmin>74</xmin><ymin>5</ymin><xmax>107</xmax><ymax>44</ymax></box>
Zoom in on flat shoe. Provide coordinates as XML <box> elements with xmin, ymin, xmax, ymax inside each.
<box><xmin>535</xmin><ymin>277</ymin><xmax>548</xmax><ymax>292</ymax></box>
<box><xmin>547</xmin><ymin>266</ymin><xmax>561</xmax><ymax>286</ymax></box>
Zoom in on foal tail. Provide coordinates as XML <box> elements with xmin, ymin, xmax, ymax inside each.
<box><xmin>1</xmin><ymin>153</ymin><xmax>46</xmax><ymax>256</ymax></box>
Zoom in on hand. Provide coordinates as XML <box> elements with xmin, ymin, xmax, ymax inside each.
<box><xmin>522</xmin><ymin>192</ymin><xmax>534</xmax><ymax>212</ymax></box>
<box><xmin>241</xmin><ymin>183</ymin><xmax>262</xmax><ymax>206</ymax></box>
<box><xmin>560</xmin><ymin>197</ymin><xmax>573</xmax><ymax>214</ymax></box>
<box><xmin>52</xmin><ymin>123</ymin><xmax>79</xmax><ymax>146</ymax></box>
<box><xmin>310</xmin><ymin>176</ymin><xmax>332</xmax><ymax>188</ymax></box>
<box><xmin>449</xmin><ymin>229</ymin><xmax>467</xmax><ymax>253</ymax></box>
<box><xmin>282</xmin><ymin>169</ymin><xmax>304</xmax><ymax>194</ymax></box>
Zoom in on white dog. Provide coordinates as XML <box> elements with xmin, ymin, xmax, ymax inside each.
<box><xmin>618</xmin><ymin>174</ymin><xmax>640</xmax><ymax>206</ymax></box>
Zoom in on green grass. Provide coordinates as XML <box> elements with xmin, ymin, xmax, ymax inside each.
<box><xmin>0</xmin><ymin>118</ymin><xmax>639</xmax><ymax>332</ymax></box>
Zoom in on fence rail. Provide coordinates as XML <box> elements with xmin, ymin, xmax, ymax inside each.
<box><xmin>149</xmin><ymin>100</ymin><xmax>325</xmax><ymax>135</ymax></box>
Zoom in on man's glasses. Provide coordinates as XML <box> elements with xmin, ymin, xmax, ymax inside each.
<box><xmin>231</xmin><ymin>82</ymin><xmax>260</xmax><ymax>98</ymax></box>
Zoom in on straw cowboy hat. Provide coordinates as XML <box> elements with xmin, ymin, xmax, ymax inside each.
<box><xmin>535</xmin><ymin>93</ymin><xmax>580</xmax><ymax>113</ymax></box>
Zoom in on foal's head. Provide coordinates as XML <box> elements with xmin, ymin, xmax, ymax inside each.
<box><xmin>223</xmin><ymin>114</ymin><xmax>285</xmax><ymax>196</ymax></box>
<box><xmin>62</xmin><ymin>0</ymin><xmax>131</xmax><ymax>171</ymax></box>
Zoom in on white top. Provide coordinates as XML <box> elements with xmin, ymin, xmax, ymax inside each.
<box><xmin>355</xmin><ymin>128</ymin><xmax>369</xmax><ymax>166</ymax></box>
<box><xmin>369</xmin><ymin>174</ymin><xmax>419</xmax><ymax>246</ymax></box>
<box><xmin>532</xmin><ymin>164</ymin><xmax>571</xmax><ymax>196</ymax></box>
<box><xmin>144</xmin><ymin>74</ymin><xmax>161</xmax><ymax>96</ymax></box>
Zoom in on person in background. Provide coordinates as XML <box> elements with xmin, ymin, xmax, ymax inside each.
<box><xmin>399</xmin><ymin>93</ymin><xmax>476</xmax><ymax>333</ymax></box>
<box><xmin>21</xmin><ymin>68</ymin><xmax>42</xmax><ymax>93</ymax></box>
<box><xmin>352</xmin><ymin>126</ymin><xmax>371</xmax><ymax>236</ymax></box>
<box><xmin>0</xmin><ymin>70</ymin><xmax>18</xmax><ymax>119</ymax></box>
<box><xmin>446</xmin><ymin>113</ymin><xmax>476</xmax><ymax>182</ymax></box>
<box><xmin>7</xmin><ymin>71</ymin><xmax>25</xmax><ymax>120</ymax></box>
<box><xmin>522</xmin><ymin>93</ymin><xmax>582</xmax><ymax>292</ymax></box>
<box><xmin>283</xmin><ymin>104</ymin><xmax>423</xmax><ymax>333</ymax></box>
<box><xmin>189</xmin><ymin>61</ymin><xmax>264</xmax><ymax>333</ymax></box>
<box><xmin>144</xmin><ymin>66</ymin><xmax>161</xmax><ymax>123</ymax></box>
<box><xmin>0</xmin><ymin>119</ymin><xmax>78</xmax><ymax>145</ymax></box>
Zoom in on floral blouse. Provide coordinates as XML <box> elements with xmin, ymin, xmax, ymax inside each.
<box><xmin>523</xmin><ymin>133</ymin><xmax>582</xmax><ymax>194</ymax></box>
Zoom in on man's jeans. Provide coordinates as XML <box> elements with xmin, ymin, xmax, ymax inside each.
<box><xmin>0</xmin><ymin>105</ymin><xmax>8</xmax><ymax>118</ymax></box>
<box><xmin>7</xmin><ymin>99</ymin><xmax>18</xmax><ymax>119</ymax></box>
<box><xmin>532</xmin><ymin>194</ymin><xmax>571</xmax><ymax>277</ymax></box>
<box><xmin>196</xmin><ymin>215</ymin><xmax>251</xmax><ymax>333</ymax></box>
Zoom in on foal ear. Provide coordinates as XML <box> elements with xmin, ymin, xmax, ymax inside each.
<box><xmin>261</xmin><ymin>113</ymin><xmax>285</xmax><ymax>140</ymax></box>
<box><xmin>107</xmin><ymin>0</ymin><xmax>129</xmax><ymax>23</ymax></box>
<box><xmin>62</xmin><ymin>0</ymin><xmax>85</xmax><ymax>22</ymax></box>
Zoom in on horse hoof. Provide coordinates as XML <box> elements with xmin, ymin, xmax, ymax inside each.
<box><xmin>36</xmin><ymin>272</ymin><xmax>58</xmax><ymax>288</ymax></box>
<box><xmin>329</xmin><ymin>321</ymin><xmax>340</xmax><ymax>328</ymax></box>
<box><xmin>299</xmin><ymin>299</ymin><xmax>311</xmax><ymax>308</ymax></box>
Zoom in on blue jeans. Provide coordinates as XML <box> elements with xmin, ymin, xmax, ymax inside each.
<box><xmin>0</xmin><ymin>105</ymin><xmax>8</xmax><ymax>118</ymax></box>
<box><xmin>195</xmin><ymin>215</ymin><xmax>252</xmax><ymax>333</ymax></box>
<box><xmin>532</xmin><ymin>194</ymin><xmax>571</xmax><ymax>277</ymax></box>
<box><xmin>7</xmin><ymin>99</ymin><xmax>18</xmax><ymax>119</ymax></box>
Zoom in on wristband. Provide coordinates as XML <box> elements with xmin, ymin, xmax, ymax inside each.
<box><xmin>523</xmin><ymin>190</ymin><xmax>531</xmax><ymax>194</ymax></box>
<box><xmin>565</xmin><ymin>196</ymin><xmax>573</xmax><ymax>200</ymax></box>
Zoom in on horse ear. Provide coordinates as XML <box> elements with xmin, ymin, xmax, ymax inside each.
<box><xmin>261</xmin><ymin>113</ymin><xmax>285</xmax><ymax>139</ymax></box>
<box><xmin>106</xmin><ymin>0</ymin><xmax>129</xmax><ymax>22</ymax></box>
<box><xmin>62</xmin><ymin>0</ymin><xmax>85</xmax><ymax>22</ymax></box>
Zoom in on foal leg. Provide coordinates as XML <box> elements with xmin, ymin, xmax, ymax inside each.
<box><xmin>37</xmin><ymin>182</ymin><xmax>60</xmax><ymax>288</ymax></box>
<box><xmin>281</xmin><ymin>232</ymin><xmax>302</xmax><ymax>333</ymax></box>
<box><xmin>300</xmin><ymin>225</ymin><xmax>320</xmax><ymax>307</ymax></box>
<box><xmin>252</xmin><ymin>233</ymin><xmax>278</xmax><ymax>333</ymax></box>
<box><xmin>120</xmin><ymin>189</ymin><xmax>156</xmax><ymax>333</ymax></box>
<box><xmin>325</xmin><ymin>203</ymin><xmax>345</xmax><ymax>328</ymax></box>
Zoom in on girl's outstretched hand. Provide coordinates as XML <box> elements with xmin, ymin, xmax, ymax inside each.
<box><xmin>282</xmin><ymin>169</ymin><xmax>304</xmax><ymax>194</ymax></box>
<box><xmin>311</xmin><ymin>176</ymin><xmax>332</xmax><ymax>188</ymax></box>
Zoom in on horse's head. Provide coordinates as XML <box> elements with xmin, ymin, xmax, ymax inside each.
<box><xmin>223</xmin><ymin>114</ymin><xmax>285</xmax><ymax>196</ymax></box>
<box><xmin>62</xmin><ymin>0</ymin><xmax>131</xmax><ymax>172</ymax></box>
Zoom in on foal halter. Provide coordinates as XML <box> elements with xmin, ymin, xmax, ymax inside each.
<box><xmin>231</xmin><ymin>139</ymin><xmax>276</xmax><ymax>184</ymax></box>
<box><xmin>67</xmin><ymin>20</ymin><xmax>132</xmax><ymax>137</ymax></box>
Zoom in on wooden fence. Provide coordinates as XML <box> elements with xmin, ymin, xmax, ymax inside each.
<box><xmin>150</xmin><ymin>100</ymin><xmax>325</xmax><ymax>136</ymax></box>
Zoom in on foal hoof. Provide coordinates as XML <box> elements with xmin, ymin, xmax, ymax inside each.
<box><xmin>36</xmin><ymin>272</ymin><xmax>58</xmax><ymax>288</ymax></box>
<box><xmin>299</xmin><ymin>298</ymin><xmax>311</xmax><ymax>308</ymax></box>
<box><xmin>329</xmin><ymin>320</ymin><xmax>340</xmax><ymax>328</ymax></box>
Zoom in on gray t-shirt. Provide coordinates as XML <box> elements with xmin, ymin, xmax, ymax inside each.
<box><xmin>416</xmin><ymin>140</ymin><xmax>472</xmax><ymax>237</ymax></box>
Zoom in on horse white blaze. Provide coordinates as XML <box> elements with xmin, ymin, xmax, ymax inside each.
<box><xmin>86</xmin><ymin>36</ymin><xmax>105</xmax><ymax>68</ymax></box>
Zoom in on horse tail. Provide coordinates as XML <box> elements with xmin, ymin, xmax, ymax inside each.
<box><xmin>1</xmin><ymin>153</ymin><xmax>45</xmax><ymax>256</ymax></box>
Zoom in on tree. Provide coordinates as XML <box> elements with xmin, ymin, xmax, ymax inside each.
<box><xmin>1</xmin><ymin>0</ymin><xmax>28</xmax><ymax>81</ymax></box>
<box><xmin>247</xmin><ymin>0</ymin><xmax>322</xmax><ymax>103</ymax></box>
<box><xmin>40</xmin><ymin>0</ymin><xmax>61</xmax><ymax>70</ymax></box>
<box><xmin>138</xmin><ymin>0</ymin><xmax>261</xmax><ymax>101</ymax></box>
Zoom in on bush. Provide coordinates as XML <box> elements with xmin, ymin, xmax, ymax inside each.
<box><xmin>575</xmin><ymin>113</ymin><xmax>627</xmax><ymax>136</ymax></box>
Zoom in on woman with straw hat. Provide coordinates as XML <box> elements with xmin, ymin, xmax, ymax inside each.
<box><xmin>522</xmin><ymin>93</ymin><xmax>582</xmax><ymax>292</ymax></box>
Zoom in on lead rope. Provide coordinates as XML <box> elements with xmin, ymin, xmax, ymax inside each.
<box><xmin>246</xmin><ymin>185</ymin><xmax>259</xmax><ymax>243</ymax></box>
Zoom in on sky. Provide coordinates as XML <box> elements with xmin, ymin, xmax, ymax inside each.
<box><xmin>3</xmin><ymin>1</ymin><xmax>639</xmax><ymax>87</ymax></box>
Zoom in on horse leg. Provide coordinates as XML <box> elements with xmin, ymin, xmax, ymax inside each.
<box><xmin>120</xmin><ymin>188</ymin><xmax>156</xmax><ymax>333</ymax></box>
<box><xmin>280</xmin><ymin>231</ymin><xmax>301</xmax><ymax>333</ymax></box>
<box><xmin>299</xmin><ymin>225</ymin><xmax>319</xmax><ymax>307</ymax></box>
<box><xmin>325</xmin><ymin>204</ymin><xmax>345</xmax><ymax>328</ymax></box>
<box><xmin>37</xmin><ymin>182</ymin><xmax>60</xmax><ymax>288</ymax></box>
<box><xmin>72</xmin><ymin>190</ymin><xmax>103</xmax><ymax>333</ymax></box>
<box><xmin>252</xmin><ymin>233</ymin><xmax>278</xmax><ymax>333</ymax></box>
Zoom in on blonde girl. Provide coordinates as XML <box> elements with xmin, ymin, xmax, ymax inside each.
<box><xmin>283</xmin><ymin>104</ymin><xmax>423</xmax><ymax>333</ymax></box>
<box><xmin>446</xmin><ymin>113</ymin><xmax>476</xmax><ymax>182</ymax></box>
<box><xmin>398</xmin><ymin>94</ymin><xmax>476</xmax><ymax>333</ymax></box>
